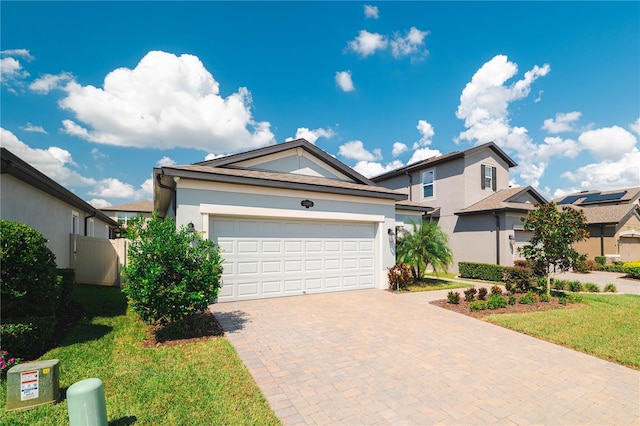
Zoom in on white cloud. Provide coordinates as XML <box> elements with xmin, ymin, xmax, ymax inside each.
<box><xmin>89</xmin><ymin>178</ymin><xmax>145</xmax><ymax>199</ymax></box>
<box><xmin>204</xmin><ymin>152</ymin><xmax>225</xmax><ymax>161</ymax></box>
<box><xmin>390</xmin><ymin>27</ymin><xmax>429</xmax><ymax>60</ymax></box>
<box><xmin>561</xmin><ymin>149</ymin><xmax>640</xmax><ymax>190</ymax></box>
<box><xmin>0</xmin><ymin>49</ymin><xmax>34</xmax><ymax>60</ymax></box>
<box><xmin>335</xmin><ymin>70</ymin><xmax>355</xmax><ymax>92</ymax></box>
<box><xmin>0</xmin><ymin>127</ymin><xmax>95</xmax><ymax>187</ymax></box>
<box><xmin>455</xmin><ymin>54</ymin><xmax>551</xmax><ymax>187</ymax></box>
<box><xmin>630</xmin><ymin>117</ymin><xmax>640</xmax><ymax>135</ymax></box>
<box><xmin>537</xmin><ymin>136</ymin><xmax>581</xmax><ymax>161</ymax></box>
<box><xmin>89</xmin><ymin>198</ymin><xmax>112</xmax><ymax>209</ymax></box>
<box><xmin>578</xmin><ymin>126</ymin><xmax>637</xmax><ymax>161</ymax></box>
<box><xmin>140</xmin><ymin>178</ymin><xmax>154</xmax><ymax>198</ymax></box>
<box><xmin>29</xmin><ymin>72</ymin><xmax>74</xmax><ymax>94</ymax></box>
<box><xmin>21</xmin><ymin>122</ymin><xmax>47</xmax><ymax>134</ymax></box>
<box><xmin>364</xmin><ymin>5</ymin><xmax>379</xmax><ymax>19</ymax></box>
<box><xmin>413</xmin><ymin>119</ymin><xmax>435</xmax><ymax>148</ymax></box>
<box><xmin>286</xmin><ymin>127</ymin><xmax>335</xmax><ymax>144</ymax></box>
<box><xmin>392</xmin><ymin>142</ymin><xmax>408</xmax><ymax>157</ymax></box>
<box><xmin>338</xmin><ymin>140</ymin><xmax>382</xmax><ymax>161</ymax></box>
<box><xmin>156</xmin><ymin>156</ymin><xmax>176</xmax><ymax>167</ymax></box>
<box><xmin>0</xmin><ymin>57</ymin><xmax>29</xmax><ymax>85</ymax></box>
<box><xmin>347</xmin><ymin>30</ymin><xmax>388</xmax><ymax>57</ymax></box>
<box><xmin>353</xmin><ymin>160</ymin><xmax>404</xmax><ymax>178</ymax></box>
<box><xmin>407</xmin><ymin>148</ymin><xmax>441</xmax><ymax>165</ymax></box>
<box><xmin>91</xmin><ymin>148</ymin><xmax>107</xmax><ymax>160</ymax></box>
<box><xmin>542</xmin><ymin>111</ymin><xmax>582</xmax><ymax>133</ymax></box>
<box><xmin>58</xmin><ymin>50</ymin><xmax>275</xmax><ymax>152</ymax></box>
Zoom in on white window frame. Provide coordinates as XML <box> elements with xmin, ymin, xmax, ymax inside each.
<box><xmin>422</xmin><ymin>170</ymin><xmax>435</xmax><ymax>199</ymax></box>
<box><xmin>71</xmin><ymin>211</ymin><xmax>80</xmax><ymax>235</ymax></box>
<box><xmin>481</xmin><ymin>164</ymin><xmax>497</xmax><ymax>191</ymax></box>
<box><xmin>88</xmin><ymin>218</ymin><xmax>95</xmax><ymax>237</ymax></box>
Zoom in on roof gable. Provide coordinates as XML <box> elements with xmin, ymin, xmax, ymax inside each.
<box><xmin>195</xmin><ymin>138</ymin><xmax>373</xmax><ymax>185</ymax></box>
<box><xmin>456</xmin><ymin>186</ymin><xmax>547</xmax><ymax>216</ymax></box>
<box><xmin>372</xmin><ymin>141</ymin><xmax>517</xmax><ymax>182</ymax></box>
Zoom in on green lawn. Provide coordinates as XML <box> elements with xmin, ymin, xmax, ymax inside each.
<box><xmin>405</xmin><ymin>277</ymin><xmax>473</xmax><ymax>292</ymax></box>
<box><xmin>486</xmin><ymin>294</ymin><xmax>640</xmax><ymax>370</ymax></box>
<box><xmin>0</xmin><ymin>285</ymin><xmax>280</xmax><ymax>426</ymax></box>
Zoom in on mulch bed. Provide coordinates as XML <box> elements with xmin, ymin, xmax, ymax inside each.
<box><xmin>430</xmin><ymin>295</ymin><xmax>580</xmax><ymax>318</ymax></box>
<box><xmin>142</xmin><ymin>311</ymin><xmax>225</xmax><ymax>348</ymax></box>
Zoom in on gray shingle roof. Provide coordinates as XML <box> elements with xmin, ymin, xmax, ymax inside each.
<box><xmin>100</xmin><ymin>200</ymin><xmax>153</xmax><ymax>213</ymax></box>
<box><xmin>564</xmin><ymin>204</ymin><xmax>640</xmax><ymax>225</ymax></box>
<box><xmin>456</xmin><ymin>186</ymin><xmax>545</xmax><ymax>215</ymax></box>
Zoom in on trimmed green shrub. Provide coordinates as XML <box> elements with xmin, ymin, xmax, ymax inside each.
<box><xmin>539</xmin><ymin>293</ymin><xmax>550</xmax><ymax>302</ymax></box>
<box><xmin>57</xmin><ymin>268</ymin><xmax>75</xmax><ymax>311</ymax></box>
<box><xmin>123</xmin><ymin>214</ymin><xmax>224</xmax><ymax>325</ymax></box>
<box><xmin>508</xmin><ymin>295</ymin><xmax>516</xmax><ymax>305</ymax></box>
<box><xmin>583</xmin><ymin>282</ymin><xmax>600</xmax><ymax>293</ymax></box>
<box><xmin>447</xmin><ymin>291</ymin><xmax>460</xmax><ymax>304</ymax></box>
<box><xmin>0</xmin><ymin>317</ymin><xmax>55</xmax><ymax>360</ymax></box>
<box><xmin>594</xmin><ymin>256</ymin><xmax>607</xmax><ymax>266</ymax></box>
<box><xmin>622</xmin><ymin>261</ymin><xmax>640</xmax><ymax>279</ymax></box>
<box><xmin>469</xmin><ymin>301</ymin><xmax>486</xmax><ymax>311</ymax></box>
<box><xmin>458</xmin><ymin>262</ymin><xmax>504</xmax><ymax>282</ymax></box>
<box><xmin>388</xmin><ymin>263</ymin><xmax>412</xmax><ymax>291</ymax></box>
<box><xmin>502</xmin><ymin>266</ymin><xmax>533</xmax><ymax>293</ymax></box>
<box><xmin>567</xmin><ymin>280</ymin><xmax>583</xmax><ymax>292</ymax></box>
<box><xmin>486</xmin><ymin>294</ymin><xmax>507</xmax><ymax>309</ymax></box>
<box><xmin>519</xmin><ymin>292</ymin><xmax>537</xmax><ymax>305</ymax></box>
<box><xmin>1</xmin><ymin>220</ymin><xmax>60</xmax><ymax>317</ymax></box>
<box><xmin>603</xmin><ymin>283</ymin><xmax>617</xmax><ymax>293</ymax></box>
<box><xmin>463</xmin><ymin>286</ymin><xmax>477</xmax><ymax>302</ymax></box>
<box><xmin>551</xmin><ymin>279</ymin><xmax>567</xmax><ymax>290</ymax></box>
<box><xmin>477</xmin><ymin>287</ymin><xmax>488</xmax><ymax>301</ymax></box>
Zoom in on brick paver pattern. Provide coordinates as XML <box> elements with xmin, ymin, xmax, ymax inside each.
<box><xmin>212</xmin><ymin>289</ymin><xmax>640</xmax><ymax>425</ymax></box>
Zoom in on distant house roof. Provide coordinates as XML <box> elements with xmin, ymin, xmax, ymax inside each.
<box><xmin>371</xmin><ymin>142</ymin><xmax>518</xmax><ymax>182</ymax></box>
<box><xmin>455</xmin><ymin>186</ymin><xmax>547</xmax><ymax>216</ymax></box>
<box><xmin>564</xmin><ymin>203</ymin><xmax>640</xmax><ymax>226</ymax></box>
<box><xmin>1</xmin><ymin>148</ymin><xmax>119</xmax><ymax>227</ymax></box>
<box><xmin>101</xmin><ymin>200</ymin><xmax>154</xmax><ymax>213</ymax></box>
<box><xmin>553</xmin><ymin>187</ymin><xmax>640</xmax><ymax>207</ymax></box>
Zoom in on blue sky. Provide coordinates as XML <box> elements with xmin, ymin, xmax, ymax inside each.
<box><xmin>1</xmin><ymin>1</ymin><xmax>638</xmax><ymax>208</ymax></box>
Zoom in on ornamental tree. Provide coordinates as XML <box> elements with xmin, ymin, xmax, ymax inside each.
<box><xmin>396</xmin><ymin>219</ymin><xmax>453</xmax><ymax>279</ymax></box>
<box><xmin>518</xmin><ymin>202</ymin><xmax>589</xmax><ymax>295</ymax></box>
<box><xmin>122</xmin><ymin>213</ymin><xmax>223</xmax><ymax>325</ymax></box>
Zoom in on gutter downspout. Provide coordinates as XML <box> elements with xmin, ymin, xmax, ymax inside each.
<box><xmin>156</xmin><ymin>172</ymin><xmax>177</xmax><ymax>217</ymax></box>
<box><xmin>494</xmin><ymin>212</ymin><xmax>500</xmax><ymax>265</ymax></box>
<box><xmin>84</xmin><ymin>210</ymin><xmax>96</xmax><ymax>236</ymax></box>
<box><xmin>406</xmin><ymin>171</ymin><xmax>413</xmax><ymax>201</ymax></box>
<box><xmin>600</xmin><ymin>224</ymin><xmax>605</xmax><ymax>256</ymax></box>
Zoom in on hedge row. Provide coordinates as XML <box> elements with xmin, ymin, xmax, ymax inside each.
<box><xmin>458</xmin><ymin>262</ymin><xmax>504</xmax><ymax>282</ymax></box>
<box><xmin>623</xmin><ymin>261</ymin><xmax>640</xmax><ymax>279</ymax></box>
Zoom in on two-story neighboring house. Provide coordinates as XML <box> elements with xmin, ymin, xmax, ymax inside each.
<box><xmin>552</xmin><ymin>187</ymin><xmax>640</xmax><ymax>262</ymax></box>
<box><xmin>373</xmin><ymin>142</ymin><xmax>547</xmax><ymax>272</ymax></box>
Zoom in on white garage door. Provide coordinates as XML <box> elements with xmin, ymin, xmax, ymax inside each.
<box><xmin>211</xmin><ymin>217</ymin><xmax>376</xmax><ymax>302</ymax></box>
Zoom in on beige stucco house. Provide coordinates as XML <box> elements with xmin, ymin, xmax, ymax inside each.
<box><xmin>1</xmin><ymin>148</ymin><xmax>120</xmax><ymax>277</ymax></box>
<box><xmin>373</xmin><ymin>142</ymin><xmax>547</xmax><ymax>271</ymax></box>
<box><xmin>154</xmin><ymin>139</ymin><xmax>404</xmax><ymax>302</ymax></box>
<box><xmin>101</xmin><ymin>200</ymin><xmax>154</xmax><ymax>233</ymax></box>
<box><xmin>553</xmin><ymin>188</ymin><xmax>640</xmax><ymax>262</ymax></box>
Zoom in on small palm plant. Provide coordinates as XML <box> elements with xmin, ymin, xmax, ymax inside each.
<box><xmin>396</xmin><ymin>219</ymin><xmax>453</xmax><ymax>279</ymax></box>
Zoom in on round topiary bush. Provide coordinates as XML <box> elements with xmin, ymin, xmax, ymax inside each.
<box><xmin>1</xmin><ymin>220</ymin><xmax>59</xmax><ymax>317</ymax></box>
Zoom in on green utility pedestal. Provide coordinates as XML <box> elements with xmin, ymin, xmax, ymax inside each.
<box><xmin>5</xmin><ymin>359</ymin><xmax>60</xmax><ymax>411</ymax></box>
<box><xmin>67</xmin><ymin>378</ymin><xmax>108</xmax><ymax>426</ymax></box>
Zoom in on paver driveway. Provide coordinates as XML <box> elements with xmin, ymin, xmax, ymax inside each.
<box><xmin>212</xmin><ymin>289</ymin><xmax>640</xmax><ymax>425</ymax></box>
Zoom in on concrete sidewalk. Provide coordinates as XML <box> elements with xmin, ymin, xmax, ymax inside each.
<box><xmin>555</xmin><ymin>270</ymin><xmax>640</xmax><ymax>294</ymax></box>
<box><xmin>213</xmin><ymin>289</ymin><xmax>640</xmax><ymax>425</ymax></box>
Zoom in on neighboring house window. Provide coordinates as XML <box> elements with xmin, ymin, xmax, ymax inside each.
<box><xmin>481</xmin><ymin>164</ymin><xmax>497</xmax><ymax>191</ymax></box>
<box><xmin>422</xmin><ymin>170</ymin><xmax>435</xmax><ymax>199</ymax></box>
<box><xmin>116</xmin><ymin>212</ymin><xmax>138</xmax><ymax>226</ymax></box>
<box><xmin>71</xmin><ymin>211</ymin><xmax>79</xmax><ymax>234</ymax></box>
<box><xmin>88</xmin><ymin>218</ymin><xmax>95</xmax><ymax>237</ymax></box>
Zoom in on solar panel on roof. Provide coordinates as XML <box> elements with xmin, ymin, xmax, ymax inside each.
<box><xmin>557</xmin><ymin>195</ymin><xmax>584</xmax><ymax>205</ymax></box>
<box><xmin>581</xmin><ymin>191</ymin><xmax>627</xmax><ymax>204</ymax></box>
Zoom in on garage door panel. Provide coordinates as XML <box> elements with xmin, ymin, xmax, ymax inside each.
<box><xmin>212</xmin><ymin>217</ymin><xmax>376</xmax><ymax>302</ymax></box>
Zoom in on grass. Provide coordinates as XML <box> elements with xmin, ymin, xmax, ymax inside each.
<box><xmin>405</xmin><ymin>277</ymin><xmax>473</xmax><ymax>292</ymax></box>
<box><xmin>0</xmin><ymin>285</ymin><xmax>280</xmax><ymax>426</ymax></box>
<box><xmin>486</xmin><ymin>293</ymin><xmax>640</xmax><ymax>370</ymax></box>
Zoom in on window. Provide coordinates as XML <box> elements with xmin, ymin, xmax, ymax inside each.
<box><xmin>481</xmin><ymin>164</ymin><xmax>497</xmax><ymax>191</ymax></box>
<box><xmin>422</xmin><ymin>170</ymin><xmax>434</xmax><ymax>199</ymax></box>
<box><xmin>71</xmin><ymin>211</ymin><xmax>79</xmax><ymax>234</ymax></box>
<box><xmin>88</xmin><ymin>218</ymin><xmax>95</xmax><ymax>237</ymax></box>
<box><xmin>116</xmin><ymin>212</ymin><xmax>138</xmax><ymax>227</ymax></box>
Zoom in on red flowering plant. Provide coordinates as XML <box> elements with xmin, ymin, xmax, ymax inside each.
<box><xmin>0</xmin><ymin>349</ymin><xmax>20</xmax><ymax>379</ymax></box>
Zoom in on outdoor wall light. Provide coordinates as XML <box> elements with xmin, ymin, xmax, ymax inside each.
<box><xmin>508</xmin><ymin>234</ymin><xmax>515</xmax><ymax>245</ymax></box>
<box><xmin>387</xmin><ymin>228</ymin><xmax>395</xmax><ymax>242</ymax></box>
<box><xmin>301</xmin><ymin>199</ymin><xmax>314</xmax><ymax>209</ymax></box>
<box><xmin>187</xmin><ymin>222</ymin><xmax>195</xmax><ymax>233</ymax></box>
